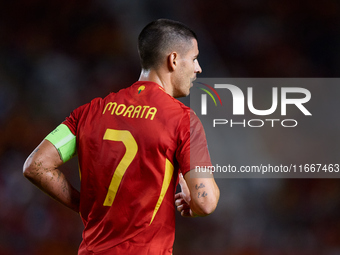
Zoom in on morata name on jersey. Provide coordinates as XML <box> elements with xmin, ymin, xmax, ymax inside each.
<box><xmin>102</xmin><ymin>102</ymin><xmax>157</xmax><ymax>120</ymax></box>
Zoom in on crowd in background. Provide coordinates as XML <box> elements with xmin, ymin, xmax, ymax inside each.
<box><xmin>1</xmin><ymin>0</ymin><xmax>340</xmax><ymax>254</ymax></box>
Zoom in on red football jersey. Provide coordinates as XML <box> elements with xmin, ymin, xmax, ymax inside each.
<box><xmin>63</xmin><ymin>81</ymin><xmax>212</xmax><ymax>255</ymax></box>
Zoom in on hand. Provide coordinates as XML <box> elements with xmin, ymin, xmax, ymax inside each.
<box><xmin>174</xmin><ymin>174</ymin><xmax>197</xmax><ymax>218</ymax></box>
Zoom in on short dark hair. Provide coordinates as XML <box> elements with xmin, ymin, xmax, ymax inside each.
<box><xmin>138</xmin><ymin>19</ymin><xmax>197</xmax><ymax>69</ymax></box>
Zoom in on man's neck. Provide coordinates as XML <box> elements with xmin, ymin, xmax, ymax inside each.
<box><xmin>138</xmin><ymin>69</ymin><xmax>174</xmax><ymax>97</ymax></box>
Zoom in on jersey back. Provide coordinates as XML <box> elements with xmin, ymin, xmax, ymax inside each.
<box><xmin>62</xmin><ymin>81</ymin><xmax>211</xmax><ymax>254</ymax></box>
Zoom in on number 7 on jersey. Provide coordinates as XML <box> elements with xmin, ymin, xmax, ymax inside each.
<box><xmin>103</xmin><ymin>129</ymin><xmax>138</xmax><ymax>206</ymax></box>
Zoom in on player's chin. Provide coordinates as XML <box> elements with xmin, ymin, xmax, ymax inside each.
<box><xmin>175</xmin><ymin>88</ymin><xmax>190</xmax><ymax>98</ymax></box>
<box><xmin>184</xmin><ymin>88</ymin><xmax>191</xmax><ymax>97</ymax></box>
<box><xmin>177</xmin><ymin>92</ymin><xmax>190</xmax><ymax>98</ymax></box>
<box><xmin>186</xmin><ymin>82</ymin><xmax>193</xmax><ymax>95</ymax></box>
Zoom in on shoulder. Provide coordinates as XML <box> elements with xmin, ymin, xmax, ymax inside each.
<box><xmin>84</xmin><ymin>92</ymin><xmax>120</xmax><ymax>111</ymax></box>
<box><xmin>155</xmin><ymin>88</ymin><xmax>191</xmax><ymax>115</ymax></box>
<box><xmin>65</xmin><ymin>94</ymin><xmax>111</xmax><ymax>124</ymax></box>
<box><xmin>170</xmin><ymin>97</ymin><xmax>191</xmax><ymax>115</ymax></box>
<box><xmin>75</xmin><ymin>96</ymin><xmax>106</xmax><ymax>114</ymax></box>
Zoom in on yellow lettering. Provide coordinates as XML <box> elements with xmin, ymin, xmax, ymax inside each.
<box><xmin>141</xmin><ymin>106</ymin><xmax>150</xmax><ymax>118</ymax></box>
<box><xmin>103</xmin><ymin>102</ymin><xmax>117</xmax><ymax>115</ymax></box>
<box><xmin>116</xmin><ymin>104</ymin><xmax>126</xmax><ymax>115</ymax></box>
<box><xmin>123</xmin><ymin>105</ymin><xmax>135</xmax><ymax>118</ymax></box>
<box><xmin>102</xmin><ymin>102</ymin><xmax>157</xmax><ymax>120</ymax></box>
<box><xmin>132</xmin><ymin>106</ymin><xmax>142</xmax><ymax>118</ymax></box>
<box><xmin>146</xmin><ymin>107</ymin><xmax>157</xmax><ymax>120</ymax></box>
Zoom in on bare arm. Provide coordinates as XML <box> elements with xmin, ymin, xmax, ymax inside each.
<box><xmin>23</xmin><ymin>139</ymin><xmax>80</xmax><ymax>213</ymax></box>
<box><xmin>175</xmin><ymin>170</ymin><xmax>219</xmax><ymax>217</ymax></box>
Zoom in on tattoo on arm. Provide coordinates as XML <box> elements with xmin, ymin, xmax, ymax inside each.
<box><xmin>196</xmin><ymin>183</ymin><xmax>208</xmax><ymax>198</ymax></box>
<box><xmin>195</xmin><ymin>183</ymin><xmax>205</xmax><ymax>190</ymax></box>
<box><xmin>198</xmin><ymin>191</ymin><xmax>208</xmax><ymax>198</ymax></box>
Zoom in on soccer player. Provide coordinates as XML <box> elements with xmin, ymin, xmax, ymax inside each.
<box><xmin>23</xmin><ymin>19</ymin><xmax>220</xmax><ymax>255</ymax></box>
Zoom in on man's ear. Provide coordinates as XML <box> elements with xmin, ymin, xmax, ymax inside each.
<box><xmin>168</xmin><ymin>52</ymin><xmax>178</xmax><ymax>71</ymax></box>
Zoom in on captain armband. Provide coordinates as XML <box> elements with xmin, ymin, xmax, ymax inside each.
<box><xmin>45</xmin><ymin>124</ymin><xmax>77</xmax><ymax>163</ymax></box>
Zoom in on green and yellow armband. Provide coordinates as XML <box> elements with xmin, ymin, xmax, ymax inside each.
<box><xmin>45</xmin><ymin>124</ymin><xmax>77</xmax><ymax>163</ymax></box>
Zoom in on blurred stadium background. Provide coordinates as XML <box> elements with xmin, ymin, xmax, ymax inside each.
<box><xmin>1</xmin><ymin>0</ymin><xmax>340</xmax><ymax>254</ymax></box>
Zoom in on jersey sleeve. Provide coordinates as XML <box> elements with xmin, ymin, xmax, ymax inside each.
<box><xmin>45</xmin><ymin>102</ymin><xmax>89</xmax><ymax>162</ymax></box>
<box><xmin>176</xmin><ymin>109</ymin><xmax>212</xmax><ymax>176</ymax></box>
<box><xmin>62</xmin><ymin>103</ymin><xmax>88</xmax><ymax>135</ymax></box>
